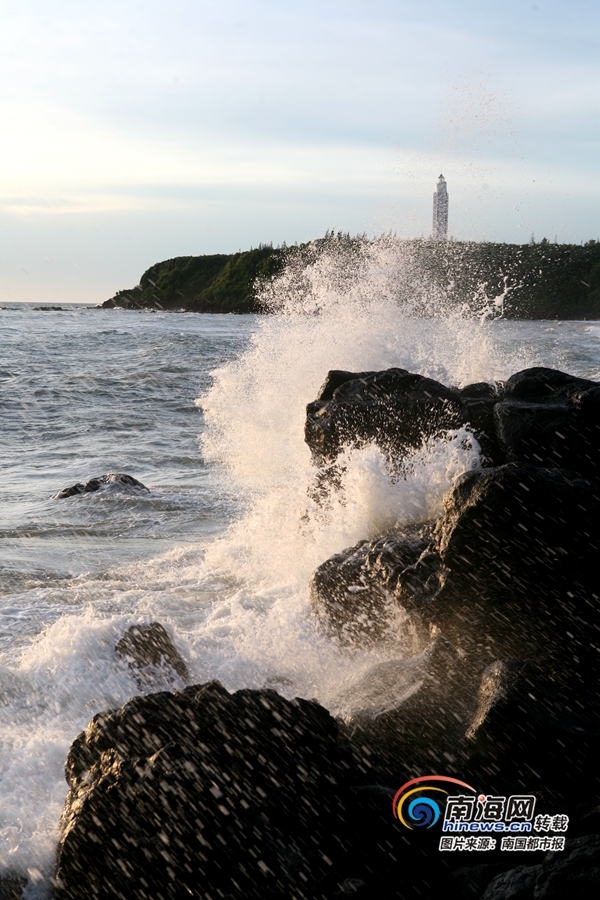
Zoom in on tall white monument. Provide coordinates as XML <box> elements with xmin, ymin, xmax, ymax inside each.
<box><xmin>432</xmin><ymin>174</ymin><xmax>449</xmax><ymax>240</ymax></box>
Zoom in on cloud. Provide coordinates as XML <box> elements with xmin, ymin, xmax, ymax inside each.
<box><xmin>1</xmin><ymin>0</ymin><xmax>599</xmax><ymax>301</ymax></box>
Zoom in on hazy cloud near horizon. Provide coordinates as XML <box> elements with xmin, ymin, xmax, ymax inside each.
<box><xmin>1</xmin><ymin>0</ymin><xmax>599</xmax><ymax>304</ymax></box>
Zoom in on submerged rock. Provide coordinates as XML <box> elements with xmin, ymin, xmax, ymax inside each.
<box><xmin>52</xmin><ymin>472</ymin><xmax>149</xmax><ymax>499</ymax></box>
<box><xmin>55</xmin><ymin>682</ymin><xmax>354</xmax><ymax>900</ymax></box>
<box><xmin>115</xmin><ymin>622</ymin><xmax>189</xmax><ymax>688</ymax></box>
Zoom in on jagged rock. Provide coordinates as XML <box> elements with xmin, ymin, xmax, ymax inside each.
<box><xmin>305</xmin><ymin>368</ymin><xmax>468</xmax><ymax>463</ymax></box>
<box><xmin>425</xmin><ymin>462</ymin><xmax>600</xmax><ymax>673</ymax></box>
<box><xmin>333</xmin><ymin>878</ymin><xmax>369</xmax><ymax>896</ymax></box>
<box><xmin>55</xmin><ymin>682</ymin><xmax>354</xmax><ymax>900</ymax></box>
<box><xmin>451</xmin><ymin>864</ymin><xmax>513</xmax><ymax>900</ymax></box>
<box><xmin>480</xmin><ymin>834</ymin><xmax>600</xmax><ymax>899</ymax></box>
<box><xmin>305</xmin><ymin>366</ymin><xmax>600</xmax><ymax>478</ymax></box>
<box><xmin>0</xmin><ymin>876</ymin><xmax>27</xmax><ymax>900</ymax></box>
<box><xmin>462</xmin><ymin>659</ymin><xmax>600</xmax><ymax>796</ymax></box>
<box><xmin>52</xmin><ymin>473</ymin><xmax>149</xmax><ymax>499</ymax></box>
<box><xmin>340</xmin><ymin>634</ymin><xmax>478</xmax><ymax>777</ymax></box>
<box><xmin>535</xmin><ymin>833</ymin><xmax>600</xmax><ymax>897</ymax></box>
<box><xmin>312</xmin><ymin>463</ymin><xmax>600</xmax><ymax>779</ymax></box>
<box><xmin>479</xmin><ymin>863</ymin><xmax>541</xmax><ymax>900</ymax></box>
<box><xmin>312</xmin><ymin>461</ymin><xmax>600</xmax><ymax>672</ymax></box>
<box><xmin>115</xmin><ymin>622</ymin><xmax>189</xmax><ymax>688</ymax></box>
<box><xmin>458</xmin><ymin>381</ymin><xmax>505</xmax><ymax>464</ymax></box>
<box><xmin>309</xmin><ymin>533</ymin><xmax>431</xmax><ymax>643</ymax></box>
<box><xmin>494</xmin><ymin>367</ymin><xmax>600</xmax><ymax>482</ymax></box>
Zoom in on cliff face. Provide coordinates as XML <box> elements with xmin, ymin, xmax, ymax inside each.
<box><xmin>103</xmin><ymin>239</ymin><xmax>600</xmax><ymax>318</ymax></box>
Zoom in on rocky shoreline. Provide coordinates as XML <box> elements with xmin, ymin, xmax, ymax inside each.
<box><xmin>8</xmin><ymin>365</ymin><xmax>600</xmax><ymax>899</ymax></box>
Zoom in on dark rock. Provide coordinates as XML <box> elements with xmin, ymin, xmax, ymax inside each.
<box><xmin>574</xmin><ymin>805</ymin><xmax>600</xmax><ymax>838</ymax></box>
<box><xmin>480</xmin><ymin>834</ymin><xmax>600</xmax><ymax>899</ymax></box>
<box><xmin>451</xmin><ymin>863</ymin><xmax>513</xmax><ymax>899</ymax></box>
<box><xmin>55</xmin><ymin>682</ymin><xmax>354</xmax><ymax>900</ymax></box>
<box><xmin>479</xmin><ymin>863</ymin><xmax>541</xmax><ymax>899</ymax></box>
<box><xmin>0</xmin><ymin>877</ymin><xmax>27</xmax><ymax>900</ymax></box>
<box><xmin>340</xmin><ymin>634</ymin><xmax>478</xmax><ymax>777</ymax></box>
<box><xmin>427</xmin><ymin>462</ymin><xmax>600</xmax><ymax>672</ymax></box>
<box><xmin>306</xmin><ymin>366</ymin><xmax>600</xmax><ymax>479</ymax></box>
<box><xmin>463</xmin><ymin>659</ymin><xmax>600</xmax><ymax>796</ymax></box>
<box><xmin>535</xmin><ymin>833</ymin><xmax>600</xmax><ymax>898</ymax></box>
<box><xmin>334</xmin><ymin>783</ymin><xmax>455</xmax><ymax>899</ymax></box>
<box><xmin>494</xmin><ymin>367</ymin><xmax>600</xmax><ymax>482</ymax></box>
<box><xmin>115</xmin><ymin>622</ymin><xmax>189</xmax><ymax>688</ymax></box>
<box><xmin>52</xmin><ymin>472</ymin><xmax>149</xmax><ymax>499</ymax></box>
<box><xmin>310</xmin><ymin>459</ymin><xmax>600</xmax><ymax>783</ymax></box>
<box><xmin>459</xmin><ymin>381</ymin><xmax>505</xmax><ymax>465</ymax></box>
<box><xmin>395</xmin><ymin>547</ymin><xmax>447</xmax><ymax>611</ymax></box>
<box><xmin>310</xmin><ymin>533</ymin><xmax>431</xmax><ymax>643</ymax></box>
<box><xmin>305</xmin><ymin>368</ymin><xmax>468</xmax><ymax>464</ymax></box>
<box><xmin>333</xmin><ymin>877</ymin><xmax>369</xmax><ymax>897</ymax></box>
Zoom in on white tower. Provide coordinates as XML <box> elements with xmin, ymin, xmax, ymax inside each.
<box><xmin>432</xmin><ymin>174</ymin><xmax>449</xmax><ymax>240</ymax></box>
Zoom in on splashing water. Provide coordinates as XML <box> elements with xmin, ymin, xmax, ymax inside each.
<box><xmin>201</xmin><ymin>236</ymin><xmax>512</xmax><ymax>586</ymax></box>
<box><xmin>1</xmin><ymin>237</ymin><xmax>560</xmax><ymax>892</ymax></box>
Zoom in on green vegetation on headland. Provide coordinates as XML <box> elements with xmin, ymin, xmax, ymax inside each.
<box><xmin>102</xmin><ymin>236</ymin><xmax>600</xmax><ymax>319</ymax></box>
<box><xmin>103</xmin><ymin>245</ymin><xmax>283</xmax><ymax>314</ymax></box>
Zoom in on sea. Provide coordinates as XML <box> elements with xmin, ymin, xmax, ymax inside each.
<box><xmin>1</xmin><ymin>243</ymin><xmax>600</xmax><ymax>895</ymax></box>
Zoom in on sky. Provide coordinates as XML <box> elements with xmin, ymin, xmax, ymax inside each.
<box><xmin>1</xmin><ymin>0</ymin><xmax>599</xmax><ymax>304</ymax></box>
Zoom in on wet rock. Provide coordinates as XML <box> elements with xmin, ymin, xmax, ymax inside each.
<box><xmin>494</xmin><ymin>367</ymin><xmax>600</xmax><ymax>482</ymax></box>
<box><xmin>309</xmin><ymin>533</ymin><xmax>431</xmax><ymax>643</ymax></box>
<box><xmin>463</xmin><ymin>660</ymin><xmax>600</xmax><ymax>796</ymax></box>
<box><xmin>55</xmin><ymin>682</ymin><xmax>354</xmax><ymax>900</ymax></box>
<box><xmin>333</xmin><ymin>877</ymin><xmax>369</xmax><ymax>897</ymax></box>
<box><xmin>312</xmin><ymin>461</ymin><xmax>600</xmax><ymax>780</ymax></box>
<box><xmin>479</xmin><ymin>863</ymin><xmax>541</xmax><ymax>900</ymax></box>
<box><xmin>535</xmin><ymin>833</ymin><xmax>600</xmax><ymax>897</ymax></box>
<box><xmin>52</xmin><ymin>472</ymin><xmax>149</xmax><ymax>499</ymax></box>
<box><xmin>480</xmin><ymin>834</ymin><xmax>600</xmax><ymax>899</ymax></box>
<box><xmin>459</xmin><ymin>381</ymin><xmax>505</xmax><ymax>465</ymax></box>
<box><xmin>311</xmin><ymin>462</ymin><xmax>600</xmax><ymax>710</ymax></box>
<box><xmin>115</xmin><ymin>622</ymin><xmax>189</xmax><ymax>688</ymax></box>
<box><xmin>451</xmin><ymin>864</ymin><xmax>513</xmax><ymax>900</ymax></box>
<box><xmin>395</xmin><ymin>547</ymin><xmax>447</xmax><ymax>611</ymax></box>
<box><xmin>335</xmin><ymin>784</ymin><xmax>454</xmax><ymax>899</ymax></box>
<box><xmin>305</xmin><ymin>368</ymin><xmax>468</xmax><ymax>463</ymax></box>
<box><xmin>0</xmin><ymin>876</ymin><xmax>27</xmax><ymax>900</ymax></box>
<box><xmin>306</xmin><ymin>366</ymin><xmax>600</xmax><ymax>479</ymax></box>
<box><xmin>427</xmin><ymin>462</ymin><xmax>600</xmax><ymax>671</ymax></box>
<box><xmin>340</xmin><ymin>634</ymin><xmax>478</xmax><ymax>777</ymax></box>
